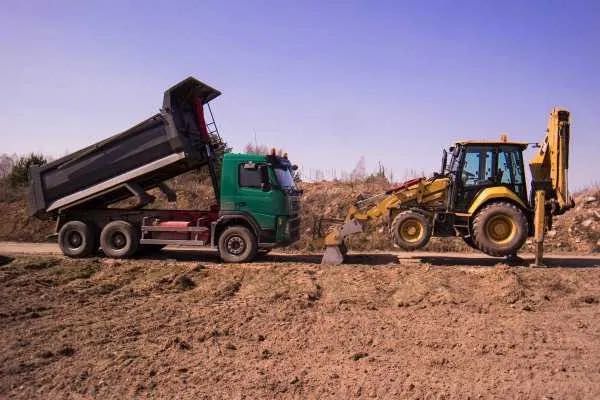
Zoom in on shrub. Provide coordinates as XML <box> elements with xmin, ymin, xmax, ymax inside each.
<box><xmin>8</xmin><ymin>153</ymin><xmax>47</xmax><ymax>187</ymax></box>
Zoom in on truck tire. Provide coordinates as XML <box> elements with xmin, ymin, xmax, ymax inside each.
<box><xmin>218</xmin><ymin>226</ymin><xmax>257</xmax><ymax>263</ymax></box>
<box><xmin>472</xmin><ymin>202</ymin><xmax>528</xmax><ymax>257</ymax></box>
<box><xmin>58</xmin><ymin>221</ymin><xmax>97</xmax><ymax>258</ymax></box>
<box><xmin>100</xmin><ymin>221</ymin><xmax>140</xmax><ymax>258</ymax></box>
<box><xmin>391</xmin><ymin>211</ymin><xmax>432</xmax><ymax>251</ymax></box>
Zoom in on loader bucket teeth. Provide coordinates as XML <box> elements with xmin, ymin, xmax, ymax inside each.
<box><xmin>321</xmin><ymin>246</ymin><xmax>344</xmax><ymax>265</ymax></box>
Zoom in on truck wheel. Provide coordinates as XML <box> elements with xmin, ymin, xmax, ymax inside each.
<box><xmin>100</xmin><ymin>221</ymin><xmax>140</xmax><ymax>258</ymax></box>
<box><xmin>218</xmin><ymin>226</ymin><xmax>257</xmax><ymax>263</ymax></box>
<box><xmin>58</xmin><ymin>221</ymin><xmax>97</xmax><ymax>258</ymax></box>
<box><xmin>391</xmin><ymin>211</ymin><xmax>432</xmax><ymax>251</ymax></box>
<box><xmin>472</xmin><ymin>202</ymin><xmax>528</xmax><ymax>257</ymax></box>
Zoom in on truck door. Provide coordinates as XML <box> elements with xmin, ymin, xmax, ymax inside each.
<box><xmin>454</xmin><ymin>146</ymin><xmax>497</xmax><ymax>212</ymax></box>
<box><xmin>236</xmin><ymin>162</ymin><xmax>276</xmax><ymax>228</ymax></box>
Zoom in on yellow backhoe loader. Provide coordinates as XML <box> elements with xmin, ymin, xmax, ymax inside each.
<box><xmin>321</xmin><ymin>107</ymin><xmax>574</xmax><ymax>265</ymax></box>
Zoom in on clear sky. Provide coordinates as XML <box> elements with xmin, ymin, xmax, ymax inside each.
<box><xmin>1</xmin><ymin>0</ymin><xmax>599</xmax><ymax>188</ymax></box>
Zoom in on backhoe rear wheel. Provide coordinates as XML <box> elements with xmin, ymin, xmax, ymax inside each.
<box><xmin>391</xmin><ymin>211</ymin><xmax>432</xmax><ymax>251</ymax></box>
<box><xmin>472</xmin><ymin>202</ymin><xmax>528</xmax><ymax>257</ymax></box>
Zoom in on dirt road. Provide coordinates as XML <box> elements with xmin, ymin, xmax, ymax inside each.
<box><xmin>1</xmin><ymin>241</ymin><xmax>599</xmax><ymax>268</ymax></box>
<box><xmin>1</xmin><ymin>245</ymin><xmax>600</xmax><ymax>399</ymax></box>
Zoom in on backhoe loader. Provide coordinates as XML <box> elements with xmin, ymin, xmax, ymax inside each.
<box><xmin>321</xmin><ymin>107</ymin><xmax>574</xmax><ymax>265</ymax></box>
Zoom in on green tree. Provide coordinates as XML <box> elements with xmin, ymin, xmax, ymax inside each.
<box><xmin>8</xmin><ymin>153</ymin><xmax>47</xmax><ymax>187</ymax></box>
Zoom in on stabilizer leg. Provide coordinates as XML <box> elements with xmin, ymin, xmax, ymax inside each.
<box><xmin>531</xmin><ymin>190</ymin><xmax>546</xmax><ymax>268</ymax></box>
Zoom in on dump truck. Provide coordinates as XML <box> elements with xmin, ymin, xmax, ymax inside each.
<box><xmin>28</xmin><ymin>77</ymin><xmax>301</xmax><ymax>262</ymax></box>
<box><xmin>321</xmin><ymin>108</ymin><xmax>573</xmax><ymax>265</ymax></box>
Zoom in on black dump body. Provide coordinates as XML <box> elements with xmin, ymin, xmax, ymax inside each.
<box><xmin>28</xmin><ymin>77</ymin><xmax>221</xmax><ymax>218</ymax></box>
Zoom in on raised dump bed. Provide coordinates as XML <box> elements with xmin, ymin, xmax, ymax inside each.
<box><xmin>28</xmin><ymin>77</ymin><xmax>221</xmax><ymax>218</ymax></box>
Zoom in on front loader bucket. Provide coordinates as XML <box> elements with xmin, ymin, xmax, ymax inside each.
<box><xmin>321</xmin><ymin>246</ymin><xmax>345</xmax><ymax>265</ymax></box>
<box><xmin>320</xmin><ymin>219</ymin><xmax>363</xmax><ymax>265</ymax></box>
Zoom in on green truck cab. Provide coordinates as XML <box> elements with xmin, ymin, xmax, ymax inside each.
<box><xmin>214</xmin><ymin>152</ymin><xmax>301</xmax><ymax>261</ymax></box>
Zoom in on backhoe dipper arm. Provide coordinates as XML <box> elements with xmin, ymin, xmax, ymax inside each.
<box><xmin>529</xmin><ymin>107</ymin><xmax>574</xmax><ymax>266</ymax></box>
<box><xmin>529</xmin><ymin>107</ymin><xmax>574</xmax><ymax>214</ymax></box>
<box><xmin>320</xmin><ymin>177</ymin><xmax>449</xmax><ymax>264</ymax></box>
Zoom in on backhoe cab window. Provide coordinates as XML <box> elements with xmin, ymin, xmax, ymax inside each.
<box><xmin>239</xmin><ymin>164</ymin><xmax>264</xmax><ymax>188</ymax></box>
<box><xmin>462</xmin><ymin>147</ymin><xmax>494</xmax><ymax>186</ymax></box>
<box><xmin>498</xmin><ymin>147</ymin><xmax>525</xmax><ymax>192</ymax></box>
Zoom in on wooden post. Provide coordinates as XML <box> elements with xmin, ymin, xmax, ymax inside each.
<box><xmin>532</xmin><ymin>190</ymin><xmax>546</xmax><ymax>267</ymax></box>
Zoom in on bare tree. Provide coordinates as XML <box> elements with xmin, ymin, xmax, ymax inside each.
<box><xmin>0</xmin><ymin>154</ymin><xmax>14</xmax><ymax>178</ymax></box>
<box><xmin>350</xmin><ymin>156</ymin><xmax>366</xmax><ymax>182</ymax></box>
<box><xmin>244</xmin><ymin>142</ymin><xmax>270</xmax><ymax>155</ymax></box>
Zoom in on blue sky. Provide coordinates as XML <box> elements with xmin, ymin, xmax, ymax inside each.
<box><xmin>1</xmin><ymin>0</ymin><xmax>599</xmax><ymax>188</ymax></box>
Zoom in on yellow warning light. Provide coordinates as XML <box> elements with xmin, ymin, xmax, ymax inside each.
<box><xmin>500</xmin><ymin>133</ymin><xmax>508</xmax><ymax>143</ymax></box>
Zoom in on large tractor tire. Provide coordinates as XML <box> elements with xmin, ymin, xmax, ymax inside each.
<box><xmin>58</xmin><ymin>221</ymin><xmax>97</xmax><ymax>258</ymax></box>
<box><xmin>391</xmin><ymin>211</ymin><xmax>432</xmax><ymax>251</ymax></box>
<box><xmin>218</xmin><ymin>226</ymin><xmax>258</xmax><ymax>263</ymax></box>
<box><xmin>472</xmin><ymin>202</ymin><xmax>528</xmax><ymax>257</ymax></box>
<box><xmin>100</xmin><ymin>221</ymin><xmax>140</xmax><ymax>258</ymax></box>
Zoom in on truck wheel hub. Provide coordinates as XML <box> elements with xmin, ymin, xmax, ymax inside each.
<box><xmin>67</xmin><ymin>231</ymin><xmax>83</xmax><ymax>248</ymax></box>
<box><xmin>111</xmin><ymin>232</ymin><xmax>127</xmax><ymax>249</ymax></box>
<box><xmin>226</xmin><ymin>236</ymin><xmax>246</xmax><ymax>255</ymax></box>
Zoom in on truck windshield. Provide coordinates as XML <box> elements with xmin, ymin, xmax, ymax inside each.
<box><xmin>274</xmin><ymin>168</ymin><xmax>297</xmax><ymax>190</ymax></box>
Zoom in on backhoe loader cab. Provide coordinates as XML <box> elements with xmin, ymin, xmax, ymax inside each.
<box><xmin>445</xmin><ymin>141</ymin><xmax>529</xmax><ymax>213</ymax></box>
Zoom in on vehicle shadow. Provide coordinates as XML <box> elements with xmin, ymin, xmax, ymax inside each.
<box><xmin>138</xmin><ymin>248</ymin><xmax>599</xmax><ymax>268</ymax></box>
<box><xmin>0</xmin><ymin>255</ymin><xmax>14</xmax><ymax>267</ymax></box>
<box><xmin>261</xmin><ymin>253</ymin><xmax>400</xmax><ymax>265</ymax></box>
<box><xmin>142</xmin><ymin>249</ymin><xmax>399</xmax><ymax>266</ymax></box>
<box><xmin>416</xmin><ymin>255</ymin><xmax>600</xmax><ymax>269</ymax></box>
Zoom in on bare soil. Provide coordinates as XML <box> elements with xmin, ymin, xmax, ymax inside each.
<box><xmin>1</xmin><ymin>251</ymin><xmax>600</xmax><ymax>399</ymax></box>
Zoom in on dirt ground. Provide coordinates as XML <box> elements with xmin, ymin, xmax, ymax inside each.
<box><xmin>1</xmin><ymin>250</ymin><xmax>600</xmax><ymax>399</ymax></box>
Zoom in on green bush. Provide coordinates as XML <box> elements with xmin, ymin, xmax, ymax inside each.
<box><xmin>8</xmin><ymin>153</ymin><xmax>47</xmax><ymax>187</ymax></box>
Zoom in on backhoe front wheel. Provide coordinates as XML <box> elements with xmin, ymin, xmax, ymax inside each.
<box><xmin>391</xmin><ymin>211</ymin><xmax>432</xmax><ymax>251</ymax></box>
<box><xmin>472</xmin><ymin>202</ymin><xmax>528</xmax><ymax>257</ymax></box>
